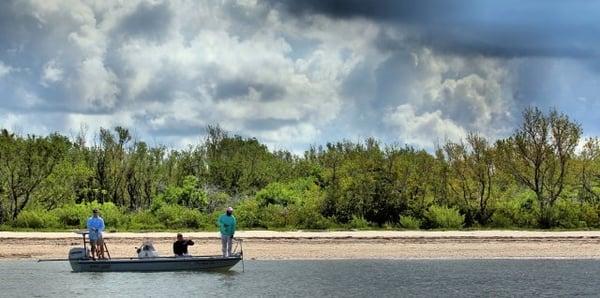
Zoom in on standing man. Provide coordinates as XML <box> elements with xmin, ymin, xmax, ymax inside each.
<box><xmin>217</xmin><ymin>207</ymin><xmax>236</xmax><ymax>257</ymax></box>
<box><xmin>87</xmin><ymin>208</ymin><xmax>105</xmax><ymax>260</ymax></box>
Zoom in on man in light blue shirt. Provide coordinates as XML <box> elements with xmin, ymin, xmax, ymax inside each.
<box><xmin>87</xmin><ymin>208</ymin><xmax>105</xmax><ymax>260</ymax></box>
<box><xmin>217</xmin><ymin>207</ymin><xmax>237</xmax><ymax>257</ymax></box>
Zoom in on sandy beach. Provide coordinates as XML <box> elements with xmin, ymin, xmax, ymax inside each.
<box><xmin>2</xmin><ymin>230</ymin><xmax>600</xmax><ymax>260</ymax></box>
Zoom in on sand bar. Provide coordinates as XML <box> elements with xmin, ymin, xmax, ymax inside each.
<box><xmin>2</xmin><ymin>230</ymin><xmax>600</xmax><ymax>260</ymax></box>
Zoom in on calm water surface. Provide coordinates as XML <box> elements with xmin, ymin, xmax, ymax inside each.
<box><xmin>1</xmin><ymin>259</ymin><xmax>600</xmax><ymax>297</ymax></box>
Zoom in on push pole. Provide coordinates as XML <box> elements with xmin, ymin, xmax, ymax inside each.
<box><xmin>240</xmin><ymin>239</ymin><xmax>244</xmax><ymax>272</ymax></box>
<box><xmin>37</xmin><ymin>258</ymin><xmax>70</xmax><ymax>262</ymax></box>
<box><xmin>82</xmin><ymin>233</ymin><xmax>87</xmax><ymax>258</ymax></box>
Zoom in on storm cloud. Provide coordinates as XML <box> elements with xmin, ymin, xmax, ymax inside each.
<box><xmin>274</xmin><ymin>0</ymin><xmax>600</xmax><ymax>58</ymax></box>
<box><xmin>1</xmin><ymin>0</ymin><xmax>600</xmax><ymax>152</ymax></box>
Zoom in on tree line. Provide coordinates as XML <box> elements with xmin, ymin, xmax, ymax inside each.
<box><xmin>1</xmin><ymin>107</ymin><xmax>599</xmax><ymax>230</ymax></box>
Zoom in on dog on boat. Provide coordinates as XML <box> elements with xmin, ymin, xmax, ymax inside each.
<box><xmin>136</xmin><ymin>241</ymin><xmax>159</xmax><ymax>258</ymax></box>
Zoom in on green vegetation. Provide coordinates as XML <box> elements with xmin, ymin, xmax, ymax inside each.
<box><xmin>2</xmin><ymin>107</ymin><xmax>600</xmax><ymax>231</ymax></box>
<box><xmin>399</xmin><ymin>216</ymin><xmax>421</xmax><ymax>230</ymax></box>
<box><xmin>424</xmin><ymin>206</ymin><xmax>465</xmax><ymax>229</ymax></box>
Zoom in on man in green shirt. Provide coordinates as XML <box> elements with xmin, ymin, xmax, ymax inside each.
<box><xmin>217</xmin><ymin>207</ymin><xmax>237</xmax><ymax>257</ymax></box>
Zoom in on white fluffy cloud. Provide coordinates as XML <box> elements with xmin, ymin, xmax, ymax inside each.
<box><xmin>41</xmin><ymin>60</ymin><xmax>64</xmax><ymax>86</ymax></box>
<box><xmin>384</xmin><ymin>104</ymin><xmax>466</xmax><ymax>148</ymax></box>
<box><xmin>0</xmin><ymin>0</ymin><xmax>538</xmax><ymax>152</ymax></box>
<box><xmin>76</xmin><ymin>57</ymin><xmax>120</xmax><ymax>110</ymax></box>
<box><xmin>0</xmin><ymin>61</ymin><xmax>12</xmax><ymax>78</ymax></box>
<box><xmin>1</xmin><ymin>0</ymin><xmax>381</xmax><ymax>150</ymax></box>
<box><xmin>418</xmin><ymin>52</ymin><xmax>515</xmax><ymax>137</ymax></box>
<box><xmin>351</xmin><ymin>45</ymin><xmax>516</xmax><ymax>148</ymax></box>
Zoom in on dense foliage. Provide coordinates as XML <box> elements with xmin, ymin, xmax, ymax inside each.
<box><xmin>1</xmin><ymin>107</ymin><xmax>599</xmax><ymax>230</ymax></box>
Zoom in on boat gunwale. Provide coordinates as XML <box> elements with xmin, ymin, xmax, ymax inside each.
<box><xmin>77</xmin><ymin>255</ymin><xmax>242</xmax><ymax>264</ymax></box>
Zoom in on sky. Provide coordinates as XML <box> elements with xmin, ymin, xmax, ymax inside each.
<box><xmin>1</xmin><ymin>0</ymin><xmax>600</xmax><ymax>153</ymax></box>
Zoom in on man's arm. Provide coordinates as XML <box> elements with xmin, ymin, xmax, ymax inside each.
<box><xmin>187</xmin><ymin>239</ymin><xmax>194</xmax><ymax>246</ymax></box>
<box><xmin>100</xmin><ymin>218</ymin><xmax>105</xmax><ymax>231</ymax></box>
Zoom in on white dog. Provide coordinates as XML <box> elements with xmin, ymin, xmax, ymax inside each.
<box><xmin>136</xmin><ymin>241</ymin><xmax>159</xmax><ymax>258</ymax></box>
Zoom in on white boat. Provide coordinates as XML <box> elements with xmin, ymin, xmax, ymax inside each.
<box><xmin>64</xmin><ymin>232</ymin><xmax>243</xmax><ymax>272</ymax></box>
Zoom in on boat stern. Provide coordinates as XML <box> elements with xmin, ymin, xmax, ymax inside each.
<box><xmin>68</xmin><ymin>247</ymin><xmax>88</xmax><ymax>272</ymax></box>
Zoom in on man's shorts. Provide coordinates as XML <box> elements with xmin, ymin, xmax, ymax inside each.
<box><xmin>89</xmin><ymin>235</ymin><xmax>103</xmax><ymax>246</ymax></box>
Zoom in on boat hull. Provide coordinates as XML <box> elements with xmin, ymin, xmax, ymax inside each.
<box><xmin>69</xmin><ymin>256</ymin><xmax>242</xmax><ymax>272</ymax></box>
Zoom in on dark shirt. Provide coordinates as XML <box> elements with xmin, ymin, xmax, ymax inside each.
<box><xmin>173</xmin><ymin>239</ymin><xmax>194</xmax><ymax>256</ymax></box>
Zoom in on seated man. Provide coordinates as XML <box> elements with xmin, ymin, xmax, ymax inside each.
<box><xmin>173</xmin><ymin>233</ymin><xmax>194</xmax><ymax>256</ymax></box>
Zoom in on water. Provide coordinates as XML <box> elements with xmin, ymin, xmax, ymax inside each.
<box><xmin>1</xmin><ymin>259</ymin><xmax>600</xmax><ymax>297</ymax></box>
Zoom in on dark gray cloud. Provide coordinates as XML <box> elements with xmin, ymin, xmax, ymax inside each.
<box><xmin>244</xmin><ymin>118</ymin><xmax>298</xmax><ymax>131</ymax></box>
<box><xmin>273</xmin><ymin>0</ymin><xmax>600</xmax><ymax>59</ymax></box>
<box><xmin>270</xmin><ymin>0</ymin><xmax>459</xmax><ymax>22</ymax></box>
<box><xmin>137</xmin><ymin>116</ymin><xmax>205</xmax><ymax>137</ymax></box>
<box><xmin>214</xmin><ymin>79</ymin><xmax>286</xmax><ymax>101</ymax></box>
<box><xmin>117</xmin><ymin>1</ymin><xmax>173</xmax><ymax>42</ymax></box>
<box><xmin>220</xmin><ymin>1</ymin><xmax>273</xmax><ymax>39</ymax></box>
<box><xmin>0</xmin><ymin>2</ymin><xmax>47</xmax><ymax>62</ymax></box>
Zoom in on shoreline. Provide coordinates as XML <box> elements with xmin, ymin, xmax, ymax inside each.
<box><xmin>3</xmin><ymin>230</ymin><xmax>600</xmax><ymax>261</ymax></box>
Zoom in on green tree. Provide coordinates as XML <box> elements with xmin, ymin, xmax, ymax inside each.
<box><xmin>0</xmin><ymin>130</ymin><xmax>71</xmax><ymax>221</ymax></box>
<box><xmin>36</xmin><ymin>158</ymin><xmax>93</xmax><ymax>210</ymax></box>
<box><xmin>576</xmin><ymin>138</ymin><xmax>600</xmax><ymax>203</ymax></box>
<box><xmin>154</xmin><ymin>175</ymin><xmax>208</xmax><ymax>210</ymax></box>
<box><xmin>124</xmin><ymin>141</ymin><xmax>166</xmax><ymax>210</ymax></box>
<box><xmin>497</xmin><ymin>107</ymin><xmax>582</xmax><ymax>227</ymax></box>
<box><xmin>203</xmin><ymin>125</ymin><xmax>293</xmax><ymax>197</ymax></box>
<box><xmin>444</xmin><ymin>133</ymin><xmax>496</xmax><ymax>225</ymax></box>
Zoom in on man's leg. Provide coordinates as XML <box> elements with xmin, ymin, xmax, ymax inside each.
<box><xmin>221</xmin><ymin>234</ymin><xmax>227</xmax><ymax>257</ymax></box>
<box><xmin>98</xmin><ymin>238</ymin><xmax>105</xmax><ymax>259</ymax></box>
<box><xmin>90</xmin><ymin>241</ymin><xmax>97</xmax><ymax>260</ymax></box>
<box><xmin>226</xmin><ymin>236</ymin><xmax>233</xmax><ymax>257</ymax></box>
